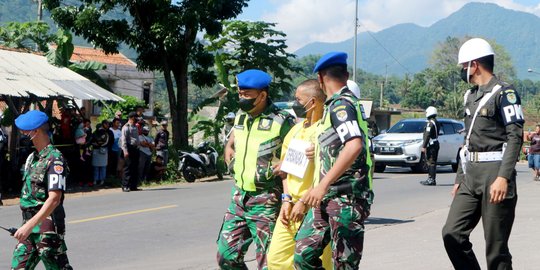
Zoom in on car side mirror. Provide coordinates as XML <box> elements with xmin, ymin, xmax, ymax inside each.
<box><xmin>380</xmin><ymin>129</ymin><xmax>387</xmax><ymax>134</ymax></box>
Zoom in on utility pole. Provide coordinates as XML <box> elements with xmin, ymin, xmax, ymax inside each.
<box><xmin>352</xmin><ymin>0</ymin><xmax>358</xmax><ymax>82</ymax></box>
<box><xmin>380</xmin><ymin>64</ymin><xmax>388</xmax><ymax>108</ymax></box>
<box><xmin>37</xmin><ymin>0</ymin><xmax>43</xmax><ymax>21</ymax></box>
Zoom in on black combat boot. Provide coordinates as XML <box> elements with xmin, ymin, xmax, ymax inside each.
<box><xmin>420</xmin><ymin>178</ymin><xmax>436</xmax><ymax>186</ymax></box>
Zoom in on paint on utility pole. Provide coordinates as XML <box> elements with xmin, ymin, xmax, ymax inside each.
<box><xmin>37</xmin><ymin>0</ymin><xmax>43</xmax><ymax>21</ymax></box>
<box><xmin>353</xmin><ymin>0</ymin><xmax>358</xmax><ymax>82</ymax></box>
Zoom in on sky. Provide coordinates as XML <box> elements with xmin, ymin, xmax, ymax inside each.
<box><xmin>237</xmin><ymin>0</ymin><xmax>540</xmax><ymax>52</ymax></box>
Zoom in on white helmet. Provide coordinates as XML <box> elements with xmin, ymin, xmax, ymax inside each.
<box><xmin>458</xmin><ymin>38</ymin><xmax>495</xmax><ymax>64</ymax></box>
<box><xmin>346</xmin><ymin>80</ymin><xmax>360</xmax><ymax>98</ymax></box>
<box><xmin>426</xmin><ymin>106</ymin><xmax>437</xmax><ymax>118</ymax></box>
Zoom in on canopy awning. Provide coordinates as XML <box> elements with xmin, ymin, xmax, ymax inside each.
<box><xmin>0</xmin><ymin>49</ymin><xmax>124</xmax><ymax>101</ymax></box>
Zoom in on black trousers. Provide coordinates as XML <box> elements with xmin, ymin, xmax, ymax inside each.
<box><xmin>442</xmin><ymin>161</ymin><xmax>517</xmax><ymax>270</ymax></box>
<box><xmin>122</xmin><ymin>146</ymin><xmax>140</xmax><ymax>189</ymax></box>
<box><xmin>426</xmin><ymin>143</ymin><xmax>439</xmax><ymax>180</ymax></box>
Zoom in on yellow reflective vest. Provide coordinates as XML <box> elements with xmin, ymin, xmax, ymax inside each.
<box><xmin>233</xmin><ymin>104</ymin><xmax>293</xmax><ymax>192</ymax></box>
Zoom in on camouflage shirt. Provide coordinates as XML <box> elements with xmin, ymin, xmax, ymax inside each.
<box><xmin>315</xmin><ymin>87</ymin><xmax>374</xmax><ymax>203</ymax></box>
<box><xmin>20</xmin><ymin>144</ymin><xmax>68</xmax><ymax>211</ymax></box>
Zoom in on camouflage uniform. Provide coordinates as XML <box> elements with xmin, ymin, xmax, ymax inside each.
<box><xmin>294</xmin><ymin>88</ymin><xmax>373</xmax><ymax>270</ymax></box>
<box><xmin>217</xmin><ymin>103</ymin><xmax>294</xmax><ymax>270</ymax></box>
<box><xmin>11</xmin><ymin>144</ymin><xmax>72</xmax><ymax>270</ymax></box>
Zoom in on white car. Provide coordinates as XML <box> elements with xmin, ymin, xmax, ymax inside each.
<box><xmin>372</xmin><ymin>118</ymin><xmax>465</xmax><ymax>173</ymax></box>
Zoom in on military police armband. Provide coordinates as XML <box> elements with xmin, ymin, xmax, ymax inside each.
<box><xmin>499</xmin><ymin>89</ymin><xmax>525</xmax><ymax>125</ymax></box>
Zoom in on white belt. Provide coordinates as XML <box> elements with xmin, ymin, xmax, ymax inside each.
<box><xmin>429</xmin><ymin>139</ymin><xmax>438</xmax><ymax>145</ymax></box>
<box><xmin>467</xmin><ymin>151</ymin><xmax>503</xmax><ymax>162</ymax></box>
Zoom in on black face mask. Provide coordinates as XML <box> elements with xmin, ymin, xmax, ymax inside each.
<box><xmin>292</xmin><ymin>99</ymin><xmax>313</xmax><ymax>118</ymax></box>
<box><xmin>460</xmin><ymin>67</ymin><xmax>470</xmax><ymax>83</ymax></box>
<box><xmin>238</xmin><ymin>93</ymin><xmax>260</xmax><ymax>112</ymax></box>
<box><xmin>292</xmin><ymin>100</ymin><xmax>307</xmax><ymax>118</ymax></box>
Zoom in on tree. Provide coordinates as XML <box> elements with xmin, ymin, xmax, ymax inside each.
<box><xmin>190</xmin><ymin>20</ymin><xmax>298</xmax><ymax>154</ymax></box>
<box><xmin>0</xmin><ymin>21</ymin><xmax>53</xmax><ymax>52</ymax></box>
<box><xmin>43</xmin><ymin>0</ymin><xmax>249</xmax><ymax>150</ymax></box>
<box><xmin>205</xmin><ymin>20</ymin><xmax>299</xmax><ymax>100</ymax></box>
<box><xmin>46</xmin><ymin>29</ymin><xmax>110</xmax><ymax>90</ymax></box>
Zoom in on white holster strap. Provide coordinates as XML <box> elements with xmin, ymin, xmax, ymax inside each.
<box><xmin>468</xmin><ymin>151</ymin><xmax>503</xmax><ymax>162</ymax></box>
<box><xmin>429</xmin><ymin>139</ymin><xmax>438</xmax><ymax>145</ymax></box>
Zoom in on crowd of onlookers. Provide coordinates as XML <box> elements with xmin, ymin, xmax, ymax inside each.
<box><xmin>56</xmin><ymin>106</ymin><xmax>169</xmax><ymax>190</ymax></box>
<box><xmin>0</xmin><ymin>105</ymin><xmax>169</xmax><ymax>198</ymax></box>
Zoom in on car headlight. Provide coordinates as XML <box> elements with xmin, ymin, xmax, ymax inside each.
<box><xmin>401</xmin><ymin>139</ymin><xmax>423</xmax><ymax>146</ymax></box>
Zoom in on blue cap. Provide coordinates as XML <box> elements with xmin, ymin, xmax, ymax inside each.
<box><xmin>313</xmin><ymin>52</ymin><xmax>348</xmax><ymax>73</ymax></box>
<box><xmin>15</xmin><ymin>110</ymin><xmax>49</xmax><ymax>131</ymax></box>
<box><xmin>237</xmin><ymin>69</ymin><xmax>272</xmax><ymax>90</ymax></box>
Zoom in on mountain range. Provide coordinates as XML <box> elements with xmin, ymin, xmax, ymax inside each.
<box><xmin>294</xmin><ymin>2</ymin><xmax>540</xmax><ymax>79</ymax></box>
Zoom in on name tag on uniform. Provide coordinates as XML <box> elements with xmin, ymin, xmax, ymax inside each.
<box><xmin>280</xmin><ymin>139</ymin><xmax>310</xmax><ymax>178</ymax></box>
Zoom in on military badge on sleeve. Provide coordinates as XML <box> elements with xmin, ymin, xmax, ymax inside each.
<box><xmin>54</xmin><ymin>165</ymin><xmax>64</xmax><ymax>174</ymax></box>
<box><xmin>336</xmin><ymin>110</ymin><xmax>348</xmax><ymax>121</ymax></box>
<box><xmin>500</xmin><ymin>89</ymin><xmax>524</xmax><ymax>125</ymax></box>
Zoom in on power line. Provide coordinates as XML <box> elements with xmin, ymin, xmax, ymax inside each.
<box><xmin>358</xmin><ymin>23</ymin><xmax>411</xmax><ymax>74</ymax></box>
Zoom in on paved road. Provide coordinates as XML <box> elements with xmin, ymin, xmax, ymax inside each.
<box><xmin>0</xmin><ymin>163</ymin><xmax>536</xmax><ymax>269</ymax></box>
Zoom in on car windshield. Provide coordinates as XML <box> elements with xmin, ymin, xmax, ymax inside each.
<box><xmin>387</xmin><ymin>120</ymin><xmax>426</xmax><ymax>133</ymax></box>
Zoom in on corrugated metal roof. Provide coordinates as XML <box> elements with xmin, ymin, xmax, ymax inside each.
<box><xmin>0</xmin><ymin>49</ymin><xmax>124</xmax><ymax>101</ymax></box>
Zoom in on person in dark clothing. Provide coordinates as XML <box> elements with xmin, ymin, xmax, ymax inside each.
<box><xmin>120</xmin><ymin>112</ymin><xmax>140</xmax><ymax>192</ymax></box>
<box><xmin>154</xmin><ymin>120</ymin><xmax>170</xmax><ymax>166</ymax></box>
<box><xmin>442</xmin><ymin>37</ymin><xmax>524</xmax><ymax>270</ymax></box>
<box><xmin>420</xmin><ymin>106</ymin><xmax>440</xmax><ymax>186</ymax></box>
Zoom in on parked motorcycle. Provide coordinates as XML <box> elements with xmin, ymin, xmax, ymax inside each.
<box><xmin>178</xmin><ymin>141</ymin><xmax>223</xmax><ymax>182</ymax></box>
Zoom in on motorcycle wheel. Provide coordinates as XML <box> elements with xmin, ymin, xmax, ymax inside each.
<box><xmin>183</xmin><ymin>167</ymin><xmax>197</xmax><ymax>183</ymax></box>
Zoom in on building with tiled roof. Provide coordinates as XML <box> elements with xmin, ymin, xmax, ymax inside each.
<box><xmin>66</xmin><ymin>46</ymin><xmax>155</xmax><ymax>117</ymax></box>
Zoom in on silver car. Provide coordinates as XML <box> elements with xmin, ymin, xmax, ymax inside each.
<box><xmin>372</xmin><ymin>118</ymin><xmax>464</xmax><ymax>173</ymax></box>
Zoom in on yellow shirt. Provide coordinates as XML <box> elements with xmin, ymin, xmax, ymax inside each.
<box><xmin>280</xmin><ymin>120</ymin><xmax>318</xmax><ymax>201</ymax></box>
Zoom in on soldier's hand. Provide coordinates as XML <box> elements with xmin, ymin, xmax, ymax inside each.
<box><xmin>279</xmin><ymin>202</ymin><xmax>292</xmax><ymax>226</ymax></box>
<box><xmin>304</xmin><ymin>185</ymin><xmax>326</xmax><ymax>208</ymax></box>
<box><xmin>490</xmin><ymin>177</ymin><xmax>508</xmax><ymax>204</ymax></box>
<box><xmin>272</xmin><ymin>162</ymin><xmax>287</xmax><ymax>179</ymax></box>
<box><xmin>13</xmin><ymin>223</ymin><xmax>32</xmax><ymax>242</ymax></box>
<box><xmin>305</xmin><ymin>144</ymin><xmax>315</xmax><ymax>161</ymax></box>
<box><xmin>225</xmin><ymin>150</ymin><xmax>235</xmax><ymax>165</ymax></box>
<box><xmin>451</xmin><ymin>183</ymin><xmax>460</xmax><ymax>197</ymax></box>
<box><xmin>421</xmin><ymin>147</ymin><xmax>426</xmax><ymax>153</ymax></box>
<box><xmin>290</xmin><ymin>200</ymin><xmax>307</xmax><ymax>223</ymax></box>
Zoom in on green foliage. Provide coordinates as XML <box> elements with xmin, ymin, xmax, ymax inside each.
<box><xmin>43</xmin><ymin>0</ymin><xmax>249</xmax><ymax>149</ymax></box>
<box><xmin>97</xmin><ymin>95</ymin><xmax>146</xmax><ymax>122</ymax></box>
<box><xmin>205</xmin><ymin>20</ymin><xmax>299</xmax><ymax>100</ymax></box>
<box><xmin>44</xmin><ymin>29</ymin><xmax>111</xmax><ymax>90</ymax></box>
<box><xmin>0</xmin><ymin>21</ymin><xmax>54</xmax><ymax>52</ymax></box>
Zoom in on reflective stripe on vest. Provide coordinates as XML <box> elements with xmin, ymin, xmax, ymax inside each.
<box><xmin>233</xmin><ymin>113</ymin><xmax>283</xmax><ymax>191</ymax></box>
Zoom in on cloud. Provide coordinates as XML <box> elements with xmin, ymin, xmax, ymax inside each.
<box><xmin>262</xmin><ymin>0</ymin><xmax>540</xmax><ymax>52</ymax></box>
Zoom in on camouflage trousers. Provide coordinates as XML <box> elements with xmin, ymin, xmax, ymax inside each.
<box><xmin>216</xmin><ymin>186</ymin><xmax>280</xmax><ymax>270</ymax></box>
<box><xmin>11</xmin><ymin>232</ymin><xmax>72</xmax><ymax>270</ymax></box>
<box><xmin>294</xmin><ymin>195</ymin><xmax>370</xmax><ymax>270</ymax></box>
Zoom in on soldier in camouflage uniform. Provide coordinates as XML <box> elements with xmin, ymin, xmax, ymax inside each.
<box><xmin>11</xmin><ymin>110</ymin><xmax>72</xmax><ymax>270</ymax></box>
<box><xmin>294</xmin><ymin>52</ymin><xmax>373</xmax><ymax>269</ymax></box>
<box><xmin>216</xmin><ymin>69</ymin><xmax>295</xmax><ymax>270</ymax></box>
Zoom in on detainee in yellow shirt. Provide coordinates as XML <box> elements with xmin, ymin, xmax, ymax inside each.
<box><xmin>267</xmin><ymin>79</ymin><xmax>332</xmax><ymax>270</ymax></box>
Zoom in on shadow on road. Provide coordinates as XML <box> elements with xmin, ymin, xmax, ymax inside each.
<box><xmin>366</xmin><ymin>217</ymin><xmax>414</xmax><ymax>225</ymax></box>
<box><xmin>142</xmin><ymin>187</ymin><xmax>190</xmax><ymax>191</ymax></box>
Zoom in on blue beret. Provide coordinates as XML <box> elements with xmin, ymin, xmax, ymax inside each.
<box><xmin>15</xmin><ymin>110</ymin><xmax>49</xmax><ymax>131</ymax></box>
<box><xmin>313</xmin><ymin>52</ymin><xmax>348</xmax><ymax>73</ymax></box>
<box><xmin>237</xmin><ymin>69</ymin><xmax>272</xmax><ymax>90</ymax></box>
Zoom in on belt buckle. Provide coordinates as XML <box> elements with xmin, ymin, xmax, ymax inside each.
<box><xmin>471</xmin><ymin>152</ymin><xmax>478</xmax><ymax>162</ymax></box>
